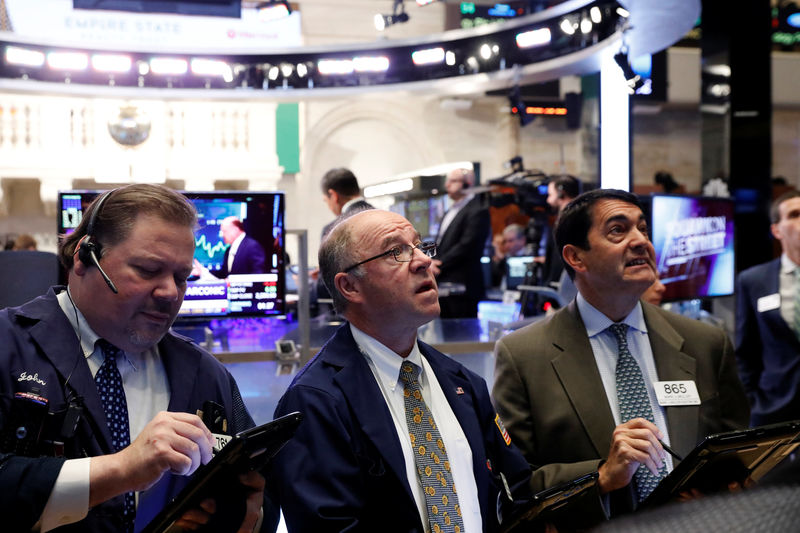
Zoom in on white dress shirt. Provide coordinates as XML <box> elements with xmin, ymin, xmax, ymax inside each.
<box><xmin>576</xmin><ymin>294</ymin><xmax>674</xmax><ymax>473</ymax></box>
<box><xmin>778</xmin><ymin>254</ymin><xmax>800</xmax><ymax>329</ymax></box>
<box><xmin>350</xmin><ymin>324</ymin><xmax>482</xmax><ymax>533</ymax></box>
<box><xmin>436</xmin><ymin>194</ymin><xmax>473</xmax><ymax>244</ymax></box>
<box><xmin>40</xmin><ymin>289</ymin><xmax>170</xmax><ymax>531</ymax></box>
<box><xmin>227</xmin><ymin>232</ymin><xmax>246</xmax><ymax>273</ymax></box>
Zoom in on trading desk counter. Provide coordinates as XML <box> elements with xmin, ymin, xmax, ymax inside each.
<box><xmin>172</xmin><ymin>317</ymin><xmax>506</xmax><ymax>424</ymax></box>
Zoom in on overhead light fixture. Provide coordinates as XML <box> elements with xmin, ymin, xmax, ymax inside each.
<box><xmin>191</xmin><ymin>58</ymin><xmax>233</xmax><ymax>81</ymax></box>
<box><xmin>257</xmin><ymin>1</ymin><xmax>291</xmax><ymax>21</ymax></box>
<box><xmin>515</xmin><ymin>28</ymin><xmax>551</xmax><ymax>48</ymax></box>
<box><xmin>317</xmin><ymin>59</ymin><xmax>354</xmax><ymax>75</ymax></box>
<box><xmin>614</xmin><ymin>48</ymin><xmax>645</xmax><ymax>95</ymax></box>
<box><xmin>375</xmin><ymin>0</ymin><xmax>409</xmax><ymax>31</ymax></box>
<box><xmin>47</xmin><ymin>51</ymin><xmax>89</xmax><ymax>71</ymax></box>
<box><xmin>412</xmin><ymin>47</ymin><xmax>445</xmax><ymax>66</ymax></box>
<box><xmin>149</xmin><ymin>57</ymin><xmax>188</xmax><ymax>75</ymax></box>
<box><xmin>559</xmin><ymin>18</ymin><xmax>576</xmax><ymax>35</ymax></box>
<box><xmin>616</xmin><ymin>6</ymin><xmax>630</xmax><ymax>18</ymax></box>
<box><xmin>590</xmin><ymin>6</ymin><xmax>602</xmax><ymax>23</ymax></box>
<box><xmin>5</xmin><ymin>46</ymin><xmax>45</xmax><ymax>68</ymax></box>
<box><xmin>580</xmin><ymin>16</ymin><xmax>592</xmax><ymax>34</ymax></box>
<box><xmin>92</xmin><ymin>54</ymin><xmax>132</xmax><ymax>73</ymax></box>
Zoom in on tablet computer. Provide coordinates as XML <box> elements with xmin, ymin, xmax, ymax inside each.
<box><xmin>641</xmin><ymin>419</ymin><xmax>800</xmax><ymax>508</ymax></box>
<box><xmin>140</xmin><ymin>411</ymin><xmax>303</xmax><ymax>533</ymax></box>
<box><xmin>500</xmin><ymin>471</ymin><xmax>599</xmax><ymax>533</ymax></box>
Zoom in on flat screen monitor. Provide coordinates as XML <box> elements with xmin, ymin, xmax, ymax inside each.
<box><xmin>505</xmin><ymin>255</ymin><xmax>535</xmax><ymax>290</ymax></box>
<box><xmin>57</xmin><ymin>189</ymin><xmax>286</xmax><ymax>318</ymax></box>
<box><xmin>648</xmin><ymin>194</ymin><xmax>735</xmax><ymax>302</ymax></box>
<box><xmin>405</xmin><ymin>199</ymin><xmax>431</xmax><ymax>240</ymax></box>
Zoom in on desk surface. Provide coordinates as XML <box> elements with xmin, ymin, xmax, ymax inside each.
<box><xmin>173</xmin><ymin>317</ymin><xmax>510</xmax><ymax>425</ymax></box>
<box><xmin>173</xmin><ymin>317</ymin><xmax>507</xmax><ymax>363</ymax></box>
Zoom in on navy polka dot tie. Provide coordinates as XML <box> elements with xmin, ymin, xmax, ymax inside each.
<box><xmin>609</xmin><ymin>323</ymin><xmax>667</xmax><ymax>503</ymax></box>
<box><xmin>399</xmin><ymin>362</ymin><xmax>464</xmax><ymax>533</ymax></box>
<box><xmin>95</xmin><ymin>340</ymin><xmax>135</xmax><ymax>532</ymax></box>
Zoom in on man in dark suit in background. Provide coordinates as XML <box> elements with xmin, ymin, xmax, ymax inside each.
<box><xmin>736</xmin><ymin>190</ymin><xmax>800</xmax><ymax>426</ymax></box>
<box><xmin>212</xmin><ymin>215</ymin><xmax>267</xmax><ymax>277</ymax></box>
<box><xmin>270</xmin><ymin>208</ymin><xmax>531</xmax><ymax>533</ymax></box>
<box><xmin>493</xmin><ymin>189</ymin><xmax>749</xmax><ymax>526</ymax></box>
<box><xmin>320</xmin><ymin>167</ymin><xmax>373</xmax><ymax>237</ymax></box>
<box><xmin>432</xmin><ymin>167</ymin><xmax>490</xmax><ymax>318</ymax></box>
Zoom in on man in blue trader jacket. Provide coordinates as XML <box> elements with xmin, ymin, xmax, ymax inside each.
<box><xmin>0</xmin><ymin>184</ymin><xmax>269</xmax><ymax>532</ymax></box>
<box><xmin>269</xmin><ymin>208</ymin><xmax>532</xmax><ymax>533</ymax></box>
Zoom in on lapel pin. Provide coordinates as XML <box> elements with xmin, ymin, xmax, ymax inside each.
<box><xmin>455</xmin><ymin>386</ymin><xmax>464</xmax><ymax>395</ymax></box>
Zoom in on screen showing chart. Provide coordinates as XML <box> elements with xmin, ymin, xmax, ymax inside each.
<box><xmin>58</xmin><ymin>189</ymin><xmax>286</xmax><ymax>318</ymax></box>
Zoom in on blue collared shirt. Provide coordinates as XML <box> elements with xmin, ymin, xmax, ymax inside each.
<box><xmin>576</xmin><ymin>293</ymin><xmax>674</xmax><ymax>472</ymax></box>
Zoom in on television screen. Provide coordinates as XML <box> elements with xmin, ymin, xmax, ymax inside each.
<box><xmin>648</xmin><ymin>194</ymin><xmax>735</xmax><ymax>302</ymax></box>
<box><xmin>505</xmin><ymin>255</ymin><xmax>535</xmax><ymax>290</ymax></box>
<box><xmin>58</xmin><ymin>189</ymin><xmax>286</xmax><ymax>318</ymax></box>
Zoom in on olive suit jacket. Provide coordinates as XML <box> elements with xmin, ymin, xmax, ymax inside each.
<box><xmin>492</xmin><ymin>300</ymin><xmax>750</xmax><ymax>521</ymax></box>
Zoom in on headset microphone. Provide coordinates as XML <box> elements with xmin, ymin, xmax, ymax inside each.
<box><xmin>77</xmin><ymin>190</ymin><xmax>119</xmax><ymax>294</ymax></box>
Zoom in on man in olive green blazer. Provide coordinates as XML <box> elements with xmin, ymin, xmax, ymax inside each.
<box><xmin>492</xmin><ymin>189</ymin><xmax>749</xmax><ymax>525</ymax></box>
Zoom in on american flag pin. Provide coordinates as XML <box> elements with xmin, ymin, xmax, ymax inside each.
<box><xmin>455</xmin><ymin>387</ymin><xmax>464</xmax><ymax>395</ymax></box>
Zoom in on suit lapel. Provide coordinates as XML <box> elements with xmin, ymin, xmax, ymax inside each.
<box><xmin>23</xmin><ymin>291</ymin><xmax>115</xmax><ymax>453</ymax></box>
<box><xmin>161</xmin><ymin>335</ymin><xmax>201</xmax><ymax>413</ymax></box>
<box><xmin>550</xmin><ymin>303</ymin><xmax>617</xmax><ymax>457</ymax></box>
<box><xmin>642</xmin><ymin>305</ymin><xmax>698</xmax><ymax>456</ymax></box>
<box><xmin>325</xmin><ymin>328</ymin><xmax>413</xmax><ymax>502</ymax></box>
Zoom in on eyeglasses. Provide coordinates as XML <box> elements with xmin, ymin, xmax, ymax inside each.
<box><xmin>342</xmin><ymin>241</ymin><xmax>437</xmax><ymax>273</ymax></box>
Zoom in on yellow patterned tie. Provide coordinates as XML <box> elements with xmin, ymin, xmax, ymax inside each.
<box><xmin>399</xmin><ymin>362</ymin><xmax>464</xmax><ymax>533</ymax></box>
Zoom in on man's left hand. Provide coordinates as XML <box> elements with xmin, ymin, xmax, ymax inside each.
<box><xmin>172</xmin><ymin>471</ymin><xmax>265</xmax><ymax>532</ymax></box>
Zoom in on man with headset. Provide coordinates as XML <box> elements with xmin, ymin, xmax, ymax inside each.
<box><xmin>0</xmin><ymin>184</ymin><xmax>268</xmax><ymax>532</ymax></box>
<box><xmin>432</xmin><ymin>167</ymin><xmax>490</xmax><ymax>318</ymax></box>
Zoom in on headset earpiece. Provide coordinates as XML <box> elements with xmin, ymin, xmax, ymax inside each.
<box><xmin>78</xmin><ymin>190</ymin><xmax>118</xmax><ymax>294</ymax></box>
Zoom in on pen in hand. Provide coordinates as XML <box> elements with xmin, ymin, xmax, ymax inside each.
<box><xmin>658</xmin><ymin>439</ymin><xmax>683</xmax><ymax>462</ymax></box>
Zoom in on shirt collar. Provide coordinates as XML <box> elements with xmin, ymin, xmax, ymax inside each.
<box><xmin>56</xmin><ymin>287</ymin><xmax>138</xmax><ymax>369</ymax></box>
<box><xmin>449</xmin><ymin>194</ymin><xmax>473</xmax><ymax>211</ymax></box>
<box><xmin>349</xmin><ymin>323</ymin><xmax>424</xmax><ymax>392</ymax></box>
<box><xmin>576</xmin><ymin>292</ymin><xmax>647</xmax><ymax>338</ymax></box>
<box><xmin>780</xmin><ymin>254</ymin><xmax>800</xmax><ymax>275</ymax></box>
<box><xmin>341</xmin><ymin>197</ymin><xmax>364</xmax><ymax>213</ymax></box>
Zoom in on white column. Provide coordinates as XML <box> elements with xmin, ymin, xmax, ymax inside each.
<box><xmin>599</xmin><ymin>52</ymin><xmax>631</xmax><ymax>191</ymax></box>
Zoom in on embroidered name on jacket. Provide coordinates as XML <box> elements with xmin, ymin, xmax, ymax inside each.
<box><xmin>17</xmin><ymin>372</ymin><xmax>47</xmax><ymax>386</ymax></box>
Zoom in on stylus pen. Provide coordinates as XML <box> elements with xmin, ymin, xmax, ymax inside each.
<box><xmin>658</xmin><ymin>439</ymin><xmax>683</xmax><ymax>462</ymax></box>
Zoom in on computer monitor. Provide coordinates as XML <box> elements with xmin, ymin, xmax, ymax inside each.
<box><xmin>647</xmin><ymin>194</ymin><xmax>735</xmax><ymax>303</ymax></box>
<box><xmin>505</xmin><ymin>255</ymin><xmax>535</xmax><ymax>290</ymax></box>
<box><xmin>57</xmin><ymin>189</ymin><xmax>286</xmax><ymax>318</ymax></box>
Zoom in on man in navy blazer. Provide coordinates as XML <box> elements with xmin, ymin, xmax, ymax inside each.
<box><xmin>0</xmin><ymin>185</ymin><xmax>268</xmax><ymax>532</ymax></box>
<box><xmin>269</xmin><ymin>209</ymin><xmax>531</xmax><ymax>532</ymax></box>
<box><xmin>736</xmin><ymin>190</ymin><xmax>800</xmax><ymax>426</ymax></box>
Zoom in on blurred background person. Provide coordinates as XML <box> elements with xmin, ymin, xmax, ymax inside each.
<box><xmin>320</xmin><ymin>167</ymin><xmax>372</xmax><ymax>238</ymax></box>
<box><xmin>12</xmin><ymin>233</ymin><xmax>37</xmax><ymax>251</ymax></box>
<box><xmin>432</xmin><ymin>167</ymin><xmax>490</xmax><ymax>318</ymax></box>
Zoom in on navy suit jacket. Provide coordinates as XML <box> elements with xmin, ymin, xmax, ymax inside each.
<box><xmin>0</xmin><ymin>453</ymin><xmax>65</xmax><ymax>531</ymax></box>
<box><xmin>215</xmin><ymin>235</ymin><xmax>267</xmax><ymax>278</ymax></box>
<box><xmin>268</xmin><ymin>324</ymin><xmax>531</xmax><ymax>533</ymax></box>
<box><xmin>735</xmin><ymin>258</ymin><xmax>800</xmax><ymax>425</ymax></box>
<box><xmin>0</xmin><ymin>287</ymin><xmax>259</xmax><ymax>532</ymax></box>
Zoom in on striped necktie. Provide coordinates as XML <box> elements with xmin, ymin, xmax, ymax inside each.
<box><xmin>95</xmin><ymin>340</ymin><xmax>135</xmax><ymax>532</ymax></box>
<box><xmin>399</xmin><ymin>362</ymin><xmax>464</xmax><ymax>533</ymax></box>
<box><xmin>609</xmin><ymin>323</ymin><xmax>667</xmax><ymax>502</ymax></box>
